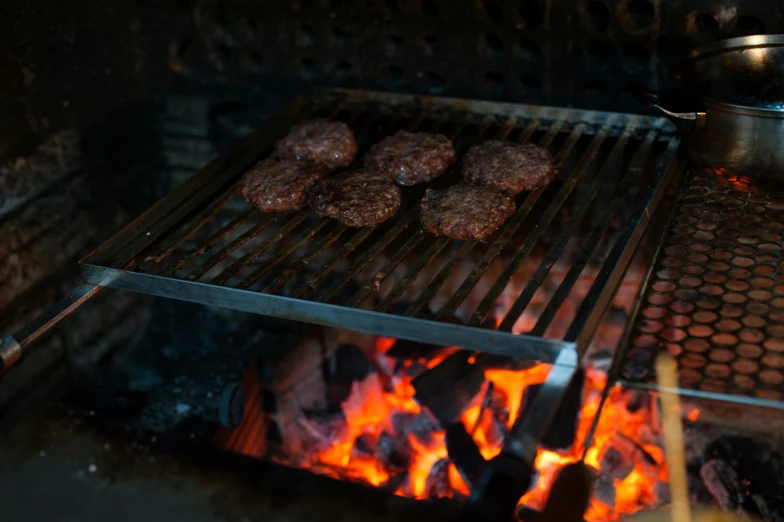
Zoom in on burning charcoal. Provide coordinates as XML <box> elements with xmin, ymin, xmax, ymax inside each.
<box><xmin>517</xmin><ymin>504</ymin><xmax>541</xmax><ymax>522</ymax></box>
<box><xmin>700</xmin><ymin>459</ymin><xmax>744</xmax><ymax>511</ymax></box>
<box><xmin>382</xmin><ymin>470</ymin><xmax>409</xmax><ymax>493</ymax></box>
<box><xmin>474</xmin><ymin>398</ymin><xmax>509</xmax><ymax>449</ymax></box>
<box><xmin>518</xmin><ymin>368</ymin><xmax>585</xmax><ymax>450</ymax></box>
<box><xmin>598</xmin><ymin>436</ymin><xmax>636</xmax><ymax>481</ymax></box>
<box><xmin>350</xmin><ymin>432</ymin><xmax>377</xmax><ymax>461</ymax></box>
<box><xmin>425</xmin><ymin>458</ymin><xmax>452</xmax><ymax>498</ymax></box>
<box><xmin>391</xmin><ymin>411</ymin><xmax>418</xmax><ymax>438</ymax></box>
<box><xmin>593</xmin><ymin>475</ymin><xmax>616</xmax><ymax>509</ymax></box>
<box><xmin>390</xmin><ymin>410</ymin><xmax>438</xmax><ymax>445</ymax></box>
<box><xmin>385</xmin><ymin>338</ymin><xmax>445</xmax><ymax>360</ymax></box>
<box><xmin>327</xmin><ymin>344</ymin><xmax>373</xmax><ymax>381</ymax></box>
<box><xmin>412</xmin><ymin>351</ymin><xmax>486</xmax><ymax>428</ymax></box>
<box><xmin>289</xmin><ymin>412</ymin><xmax>348</xmax><ymax>454</ymax></box>
<box><xmin>326</xmin><ymin>344</ymin><xmax>373</xmax><ymax>410</ymax></box>
<box><xmin>341</xmin><ymin>373</ymin><xmax>389</xmax><ymax>426</ymax></box>
<box><xmin>375</xmin><ymin>431</ymin><xmax>411</xmax><ymax>473</ymax></box>
<box><xmin>445</xmin><ymin>422</ymin><xmax>485</xmax><ymax>487</ymax></box>
<box><xmin>403</xmin><ymin>360</ymin><xmax>429</xmax><ymax>379</ymax></box>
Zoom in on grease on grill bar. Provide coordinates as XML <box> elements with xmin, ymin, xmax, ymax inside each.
<box><xmin>620</xmin><ymin>168</ymin><xmax>784</xmax><ymax>406</ymax></box>
<box><xmin>82</xmin><ymin>89</ymin><xmax>678</xmax><ymax>362</ymax></box>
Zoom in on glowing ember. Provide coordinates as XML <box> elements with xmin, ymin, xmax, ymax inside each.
<box><xmin>269</xmin><ymin>336</ymin><xmax>681</xmax><ymax>521</ymax></box>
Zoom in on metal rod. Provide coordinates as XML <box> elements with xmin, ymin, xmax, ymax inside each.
<box><xmin>316</xmin><ymin>119</ymin><xmax>480</xmax><ymax>303</ymax></box>
<box><xmin>238</xmin><ymin>220</ymin><xmax>332</xmax><ymax>290</ymax></box>
<box><xmin>404</xmin><ymin>239</ymin><xmax>478</xmax><ymax>317</ymax></box>
<box><xmin>2</xmin><ymin>284</ymin><xmax>102</xmax><ymax>372</ymax></box>
<box><xmin>579</xmin><ymin>184</ymin><xmax>674</xmax><ymax>458</ymax></box>
<box><xmin>232</xmin><ymin>112</ymin><xmax>411</xmax><ymax>291</ymax></box>
<box><xmin>437</xmin><ymin>124</ymin><xmax>597</xmax><ymax>324</ymax></box>
<box><xmin>434</xmin><ymin>122</ymin><xmax>572</xmax><ymax>322</ymax></box>
<box><xmin>496</xmin><ymin>125</ymin><xmax>639</xmax><ymax>332</ymax></box>
<box><xmin>344</xmin><ymin>229</ymin><xmax>426</xmax><ymax>308</ymax></box>
<box><xmin>168</xmin><ymin>105</ymin><xmax>360</xmax><ymax>280</ymax></box>
<box><xmin>91</xmin><ymin>97</ymin><xmax>314</xmax><ymax>269</ymax></box>
<box><xmin>166</xmin><ymin>208</ymin><xmax>258</xmax><ymax>277</ymax></box>
<box><xmin>565</xmin><ymin>138</ymin><xmax>681</xmax><ymax>349</ymax></box>
<box><xmin>261</xmin><ymin>224</ymin><xmax>349</xmax><ymax>295</ymax></box>
<box><xmin>184</xmin><ymin>212</ymin><xmax>280</xmax><ymax>281</ymax></box>
<box><xmin>208</xmin><ymin>212</ymin><xmax>310</xmax><ymax>285</ymax></box>
<box><xmin>289</xmin><ymin>226</ymin><xmax>376</xmax><ymax>299</ymax></box>
<box><xmin>526</xmin><ymin>131</ymin><xmax>657</xmax><ymax>336</ymax></box>
<box><xmin>137</xmin><ymin>188</ymin><xmax>237</xmax><ymax>273</ymax></box>
<box><xmin>315</xmin><ymin>210</ymin><xmax>421</xmax><ymax>303</ymax></box>
<box><xmin>374</xmin><ymin>237</ymin><xmax>451</xmax><ymax>312</ymax></box>
<box><xmin>401</xmin><ymin>120</ymin><xmax>540</xmax><ymax>318</ymax></box>
<box><xmin>82</xmin><ymin>264</ymin><xmax>573</xmax><ymax>363</ymax></box>
<box><xmin>464</xmin><ymin>127</ymin><xmax>609</xmax><ymax>326</ymax></box>
<box><xmin>343</xmin><ymin>118</ymin><xmax>507</xmax><ymax>309</ymax></box>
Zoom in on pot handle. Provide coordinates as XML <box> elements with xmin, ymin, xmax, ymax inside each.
<box><xmin>629</xmin><ymin>84</ymin><xmax>706</xmax><ymax>133</ymax></box>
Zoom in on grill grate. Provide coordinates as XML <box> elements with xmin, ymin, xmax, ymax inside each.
<box><xmin>620</xmin><ymin>169</ymin><xmax>784</xmax><ymax>408</ymax></box>
<box><xmin>81</xmin><ymin>88</ymin><xmax>679</xmax><ymax>364</ymax></box>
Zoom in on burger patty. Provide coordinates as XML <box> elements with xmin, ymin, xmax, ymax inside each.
<box><xmin>363</xmin><ymin>130</ymin><xmax>455</xmax><ymax>186</ymax></box>
<box><xmin>238</xmin><ymin>158</ymin><xmax>330</xmax><ymax>213</ymax></box>
<box><xmin>308</xmin><ymin>169</ymin><xmax>401</xmax><ymax>227</ymax></box>
<box><xmin>420</xmin><ymin>184</ymin><xmax>516</xmax><ymax>241</ymax></box>
<box><xmin>462</xmin><ymin>140</ymin><xmax>556</xmax><ymax>195</ymax></box>
<box><xmin>276</xmin><ymin>119</ymin><xmax>358</xmax><ymax>168</ymax></box>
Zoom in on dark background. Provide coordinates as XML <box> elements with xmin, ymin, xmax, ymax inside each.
<box><xmin>1</xmin><ymin>0</ymin><xmax>779</xmax><ymax>163</ymax></box>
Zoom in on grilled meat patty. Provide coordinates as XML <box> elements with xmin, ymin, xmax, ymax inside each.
<box><xmin>364</xmin><ymin>130</ymin><xmax>455</xmax><ymax>186</ymax></box>
<box><xmin>238</xmin><ymin>158</ymin><xmax>330</xmax><ymax>213</ymax></box>
<box><xmin>308</xmin><ymin>169</ymin><xmax>401</xmax><ymax>227</ymax></box>
<box><xmin>276</xmin><ymin>119</ymin><xmax>358</xmax><ymax>168</ymax></box>
<box><xmin>462</xmin><ymin>140</ymin><xmax>556</xmax><ymax>195</ymax></box>
<box><xmin>420</xmin><ymin>184</ymin><xmax>516</xmax><ymax>241</ymax></box>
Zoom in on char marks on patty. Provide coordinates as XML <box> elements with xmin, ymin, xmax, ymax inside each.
<box><xmin>419</xmin><ymin>184</ymin><xmax>516</xmax><ymax>241</ymax></box>
<box><xmin>238</xmin><ymin>158</ymin><xmax>330</xmax><ymax>213</ymax></box>
<box><xmin>462</xmin><ymin>140</ymin><xmax>556</xmax><ymax>195</ymax></box>
<box><xmin>364</xmin><ymin>130</ymin><xmax>455</xmax><ymax>186</ymax></box>
<box><xmin>276</xmin><ymin>119</ymin><xmax>358</xmax><ymax>168</ymax></box>
<box><xmin>308</xmin><ymin>169</ymin><xmax>401</xmax><ymax>227</ymax></box>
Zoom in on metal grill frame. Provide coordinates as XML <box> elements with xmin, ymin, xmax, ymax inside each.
<box><xmin>80</xmin><ymin>88</ymin><xmax>679</xmax><ymax>365</ymax></box>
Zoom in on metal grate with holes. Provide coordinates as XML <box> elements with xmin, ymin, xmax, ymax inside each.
<box><xmin>80</xmin><ymin>88</ymin><xmax>679</xmax><ymax>364</ymax></box>
<box><xmin>620</xmin><ymin>169</ymin><xmax>784</xmax><ymax>407</ymax></box>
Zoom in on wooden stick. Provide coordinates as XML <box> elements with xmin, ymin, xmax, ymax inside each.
<box><xmin>655</xmin><ymin>353</ymin><xmax>692</xmax><ymax>522</ymax></box>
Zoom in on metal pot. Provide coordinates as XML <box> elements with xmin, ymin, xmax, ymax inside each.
<box><xmin>636</xmin><ymin>35</ymin><xmax>784</xmax><ymax>190</ymax></box>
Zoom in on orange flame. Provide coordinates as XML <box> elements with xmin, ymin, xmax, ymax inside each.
<box><xmin>270</xmin><ymin>336</ymin><xmax>681</xmax><ymax>520</ymax></box>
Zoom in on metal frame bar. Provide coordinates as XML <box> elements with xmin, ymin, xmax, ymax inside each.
<box><xmin>80</xmin><ymin>264</ymin><xmax>574</xmax><ymax>363</ymax></box>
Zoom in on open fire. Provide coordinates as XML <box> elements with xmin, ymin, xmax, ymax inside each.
<box><xmin>259</xmin><ymin>333</ymin><xmax>687</xmax><ymax>521</ymax></box>
<box><xmin>209</xmin><ymin>254</ymin><xmax>695</xmax><ymax>521</ymax></box>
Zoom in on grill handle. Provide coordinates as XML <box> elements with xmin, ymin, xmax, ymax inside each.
<box><xmin>628</xmin><ymin>83</ymin><xmax>706</xmax><ymax>133</ymax></box>
<box><xmin>1</xmin><ymin>284</ymin><xmax>102</xmax><ymax>373</ymax></box>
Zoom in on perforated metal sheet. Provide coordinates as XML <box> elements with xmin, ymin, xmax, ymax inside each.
<box><xmin>620</xmin><ymin>169</ymin><xmax>784</xmax><ymax>406</ymax></box>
